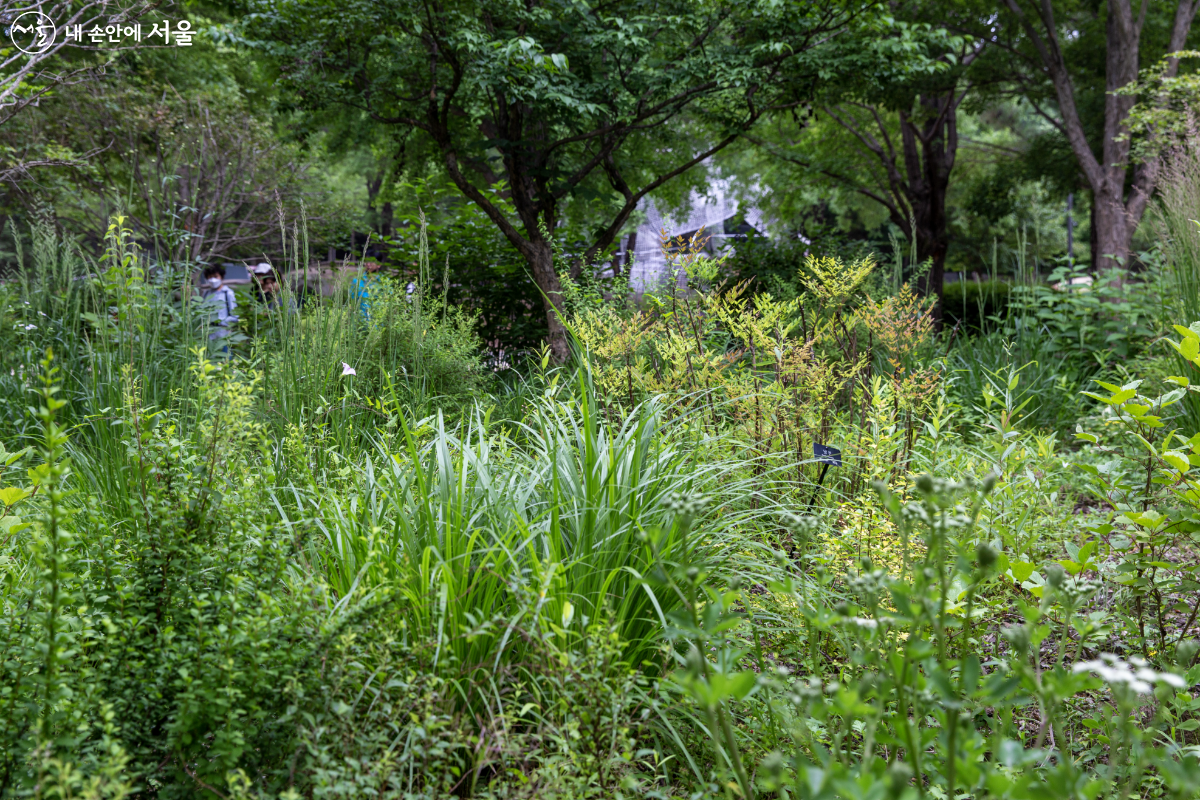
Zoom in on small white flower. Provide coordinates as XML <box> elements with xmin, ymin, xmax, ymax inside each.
<box><xmin>340</xmin><ymin>362</ymin><xmax>356</xmax><ymax>377</ymax></box>
<box><xmin>846</xmin><ymin>617</ymin><xmax>878</xmax><ymax>630</ymax></box>
<box><xmin>23</xmin><ymin>324</ymin><xmax>36</xmax><ymax>331</ymax></box>
<box><xmin>1073</xmin><ymin>653</ymin><xmax>1186</xmax><ymax>693</ymax></box>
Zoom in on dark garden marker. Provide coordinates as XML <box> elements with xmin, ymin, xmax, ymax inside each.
<box><xmin>807</xmin><ymin>442</ymin><xmax>842</xmax><ymax>510</ymax></box>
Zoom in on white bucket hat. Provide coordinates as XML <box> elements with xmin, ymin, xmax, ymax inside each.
<box><xmin>251</xmin><ymin>262</ymin><xmax>273</xmax><ymax>275</ymax></box>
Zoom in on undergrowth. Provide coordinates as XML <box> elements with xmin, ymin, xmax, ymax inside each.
<box><xmin>1</xmin><ymin>219</ymin><xmax>1199</xmax><ymax>799</ymax></box>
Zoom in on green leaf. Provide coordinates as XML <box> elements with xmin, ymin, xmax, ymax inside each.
<box><xmin>1160</xmin><ymin>388</ymin><xmax>1187</xmax><ymax>406</ymax></box>
<box><xmin>1166</xmin><ymin>451</ymin><xmax>1192</xmax><ymax>473</ymax></box>
<box><xmin>0</xmin><ymin>486</ymin><xmax>31</xmax><ymax>506</ymax></box>
<box><xmin>1009</xmin><ymin>561</ymin><xmax>1035</xmax><ymax>582</ymax></box>
<box><xmin>720</xmin><ymin>671</ymin><xmax>759</xmax><ymax>701</ymax></box>
<box><xmin>1176</xmin><ymin>324</ymin><xmax>1200</xmax><ymax>341</ymax></box>
<box><xmin>684</xmin><ymin>671</ymin><xmax>759</xmax><ymax>706</ymax></box>
<box><xmin>27</xmin><ymin>464</ymin><xmax>51</xmax><ymax>486</ymax></box>
<box><xmin>0</xmin><ymin>515</ymin><xmax>27</xmax><ymax>534</ymax></box>
<box><xmin>1079</xmin><ymin>540</ymin><xmax>1097</xmax><ymax>563</ymax></box>
<box><xmin>1182</xmin><ymin>336</ymin><xmax>1199</xmax><ymax>361</ymax></box>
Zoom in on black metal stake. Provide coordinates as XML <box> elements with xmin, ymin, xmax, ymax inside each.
<box><xmin>806</xmin><ymin>462</ymin><xmax>830</xmax><ymax>511</ymax></box>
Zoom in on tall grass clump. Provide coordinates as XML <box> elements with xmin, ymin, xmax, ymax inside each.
<box><xmin>1156</xmin><ymin>142</ymin><xmax>1200</xmax><ymax>323</ymax></box>
<box><xmin>1153</xmin><ymin>140</ymin><xmax>1200</xmax><ymax>427</ymax></box>
<box><xmin>262</xmin><ymin>369</ymin><xmax>795</xmax><ymax>795</ymax></box>
<box><xmin>0</xmin><ymin>211</ymin><xmax>486</xmax><ymax>484</ymax></box>
<box><xmin>0</xmin><ymin>217</ymin><xmax>207</xmax><ymax>445</ymax></box>
<box><xmin>308</xmin><ymin>375</ymin><xmax>777</xmax><ymax>683</ymax></box>
<box><xmin>245</xmin><ymin>212</ymin><xmax>486</xmax><ymax>483</ymax></box>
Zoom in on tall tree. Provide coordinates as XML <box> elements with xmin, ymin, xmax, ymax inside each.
<box><xmin>746</xmin><ymin>30</ymin><xmax>981</xmax><ymax>318</ymax></box>
<box><xmin>249</xmin><ymin>0</ymin><xmax>907</xmax><ymax>360</ymax></box>
<box><xmin>2</xmin><ymin>80</ymin><xmax>319</xmax><ymax>260</ymax></box>
<box><xmin>1</xmin><ymin>1</ymin><xmax>156</xmax><ymax>183</ymax></box>
<box><xmin>986</xmin><ymin>0</ymin><xmax>1200</xmax><ymax>273</ymax></box>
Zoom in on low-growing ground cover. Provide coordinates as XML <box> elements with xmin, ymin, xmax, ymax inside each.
<box><xmin>1</xmin><ymin>219</ymin><xmax>1199</xmax><ymax>800</ymax></box>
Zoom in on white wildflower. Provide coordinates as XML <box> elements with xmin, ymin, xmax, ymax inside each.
<box><xmin>846</xmin><ymin>617</ymin><xmax>878</xmax><ymax>630</ymax></box>
<box><xmin>1073</xmin><ymin>653</ymin><xmax>1186</xmax><ymax>694</ymax></box>
<box><xmin>340</xmin><ymin>362</ymin><xmax>356</xmax><ymax>377</ymax></box>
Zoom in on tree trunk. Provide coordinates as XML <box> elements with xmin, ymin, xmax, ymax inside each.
<box><xmin>1090</xmin><ymin>196</ymin><xmax>1099</xmax><ymax>272</ymax></box>
<box><xmin>915</xmin><ymin>220</ymin><xmax>947</xmax><ymax>321</ymax></box>
<box><xmin>1093</xmin><ymin>186</ymin><xmax>1133</xmax><ymax>272</ymax></box>
<box><xmin>899</xmin><ymin>90</ymin><xmax>957</xmax><ymax>324</ymax></box>
<box><xmin>1003</xmin><ymin>0</ymin><xmax>1200</xmax><ymax>278</ymax></box>
<box><xmin>380</xmin><ymin>201</ymin><xmax>394</xmax><ymax>239</ymax></box>
<box><xmin>527</xmin><ymin>238</ymin><xmax>570</xmax><ymax>363</ymax></box>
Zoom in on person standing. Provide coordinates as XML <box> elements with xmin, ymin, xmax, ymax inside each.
<box><xmin>258</xmin><ymin>269</ymin><xmax>295</xmax><ymax>313</ymax></box>
<box><xmin>349</xmin><ymin>259</ymin><xmax>385</xmax><ymax>320</ymax></box>
<box><xmin>200</xmin><ymin>264</ymin><xmax>239</xmax><ymax>352</ymax></box>
<box><xmin>250</xmin><ymin>262</ymin><xmax>274</xmax><ymax>305</ymax></box>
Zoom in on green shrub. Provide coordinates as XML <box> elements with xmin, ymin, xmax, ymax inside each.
<box><xmin>1017</xmin><ymin>266</ymin><xmax>1164</xmax><ymax>362</ymax></box>
<box><xmin>943</xmin><ymin>323</ymin><xmax>1085</xmax><ymax>432</ymax></box>
<box><xmin>359</xmin><ymin>276</ymin><xmax>485</xmax><ymax>403</ymax></box>
<box><xmin>1075</xmin><ymin>325</ymin><xmax>1200</xmax><ymax>661</ymax></box>
<box><xmin>387</xmin><ymin>181</ymin><xmax>548</xmax><ymax>356</ymax></box>
<box><xmin>941</xmin><ymin>279</ymin><xmax>1012</xmax><ymax>333</ymax></box>
<box><xmin>295</xmin><ymin>612</ymin><xmax>656</xmax><ymax>799</ymax></box>
<box><xmin>727</xmin><ymin>236</ymin><xmax>810</xmax><ymax>301</ymax></box>
<box><xmin>260</xmin><ymin>219</ymin><xmax>488</xmax><ymax>468</ymax></box>
<box><xmin>661</xmin><ymin>471</ymin><xmax>1200</xmax><ymax>800</ymax></box>
<box><xmin>726</xmin><ymin>230</ymin><xmax>878</xmax><ymax>302</ymax></box>
<box><xmin>0</xmin><ymin>353</ymin><xmax>325</xmax><ymax>798</ymax></box>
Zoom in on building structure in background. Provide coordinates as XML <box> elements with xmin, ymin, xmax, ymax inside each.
<box><xmin>612</xmin><ymin>179</ymin><xmax>769</xmax><ymax>292</ymax></box>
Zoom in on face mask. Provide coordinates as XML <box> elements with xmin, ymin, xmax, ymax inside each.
<box><xmin>207</xmin><ymin>277</ymin><xmax>222</xmax><ymax>289</ymax></box>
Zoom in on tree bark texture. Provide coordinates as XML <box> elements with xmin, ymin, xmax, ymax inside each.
<box><xmin>817</xmin><ymin>84</ymin><xmax>964</xmax><ymax>322</ymax></box>
<box><xmin>1002</xmin><ymin>0</ymin><xmax>1199</xmax><ymax>273</ymax></box>
<box><xmin>901</xmin><ymin>92</ymin><xmax>956</xmax><ymax>321</ymax></box>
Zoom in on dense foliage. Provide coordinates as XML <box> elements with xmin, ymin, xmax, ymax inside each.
<box><xmin>3</xmin><ymin>205</ymin><xmax>1200</xmax><ymax>798</ymax></box>
<box><xmin>6</xmin><ymin>1</ymin><xmax>1200</xmax><ymax>797</ymax></box>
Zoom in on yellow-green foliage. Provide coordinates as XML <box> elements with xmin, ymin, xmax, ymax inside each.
<box><xmin>567</xmin><ymin>250</ymin><xmax>899</xmax><ymax>458</ymax></box>
<box><xmin>801</xmin><ymin>254</ymin><xmax>875</xmax><ymax>317</ymax></box>
<box><xmin>567</xmin><ymin>245</ymin><xmax>952</xmax><ymax>581</ymax></box>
